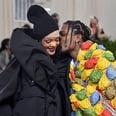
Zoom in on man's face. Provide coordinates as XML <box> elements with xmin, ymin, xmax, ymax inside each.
<box><xmin>60</xmin><ymin>24</ymin><xmax>82</xmax><ymax>52</ymax></box>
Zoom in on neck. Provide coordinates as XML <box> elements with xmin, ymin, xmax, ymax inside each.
<box><xmin>69</xmin><ymin>47</ymin><xmax>80</xmax><ymax>61</ymax></box>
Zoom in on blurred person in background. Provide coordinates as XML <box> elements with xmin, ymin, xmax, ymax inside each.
<box><xmin>22</xmin><ymin>23</ymin><xmax>31</xmax><ymax>29</ymax></box>
<box><xmin>89</xmin><ymin>16</ymin><xmax>108</xmax><ymax>41</ymax></box>
<box><xmin>0</xmin><ymin>38</ymin><xmax>12</xmax><ymax>73</ymax></box>
<box><xmin>51</xmin><ymin>13</ymin><xmax>60</xmax><ymax>26</ymax></box>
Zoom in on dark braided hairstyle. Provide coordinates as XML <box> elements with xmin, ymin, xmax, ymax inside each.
<box><xmin>63</xmin><ymin>20</ymin><xmax>91</xmax><ymax>43</ymax></box>
<box><xmin>73</xmin><ymin>20</ymin><xmax>91</xmax><ymax>41</ymax></box>
<box><xmin>63</xmin><ymin>20</ymin><xmax>74</xmax><ymax>44</ymax></box>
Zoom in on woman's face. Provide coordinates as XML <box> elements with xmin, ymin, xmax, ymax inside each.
<box><xmin>41</xmin><ymin>31</ymin><xmax>60</xmax><ymax>56</ymax></box>
<box><xmin>91</xmin><ymin>18</ymin><xmax>98</xmax><ymax>28</ymax></box>
<box><xmin>60</xmin><ymin>23</ymin><xmax>83</xmax><ymax>52</ymax></box>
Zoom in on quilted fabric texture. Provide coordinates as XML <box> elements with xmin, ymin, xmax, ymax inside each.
<box><xmin>69</xmin><ymin>41</ymin><xmax>116</xmax><ymax>116</ymax></box>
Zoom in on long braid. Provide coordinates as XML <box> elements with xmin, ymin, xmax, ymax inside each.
<box><xmin>63</xmin><ymin>20</ymin><xmax>91</xmax><ymax>45</ymax></box>
<box><xmin>64</xmin><ymin>20</ymin><xmax>74</xmax><ymax>46</ymax></box>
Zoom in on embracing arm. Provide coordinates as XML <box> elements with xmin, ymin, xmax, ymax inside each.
<box><xmin>10</xmin><ymin>28</ymin><xmax>57</xmax><ymax>91</ymax></box>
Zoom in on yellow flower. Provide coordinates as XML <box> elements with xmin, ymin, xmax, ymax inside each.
<box><xmin>77</xmin><ymin>50</ymin><xmax>87</xmax><ymax>61</ymax></box>
<box><xmin>92</xmin><ymin>49</ymin><xmax>104</xmax><ymax>58</ymax></box>
<box><xmin>89</xmin><ymin>43</ymin><xmax>98</xmax><ymax>50</ymax></box>
<box><xmin>111</xmin><ymin>96</ymin><xmax>116</xmax><ymax>110</ymax></box>
<box><xmin>96</xmin><ymin>58</ymin><xmax>110</xmax><ymax>71</ymax></box>
<box><xmin>98</xmin><ymin>74</ymin><xmax>111</xmax><ymax>90</ymax></box>
<box><xmin>77</xmin><ymin>60</ymin><xmax>86</xmax><ymax>70</ymax></box>
<box><xmin>81</xmin><ymin>69</ymin><xmax>93</xmax><ymax>80</ymax></box>
<box><xmin>70</xmin><ymin>63</ymin><xmax>74</xmax><ymax>71</ymax></box>
<box><xmin>72</xmin><ymin>83</ymin><xmax>84</xmax><ymax>92</ymax></box>
<box><xmin>86</xmin><ymin>82</ymin><xmax>97</xmax><ymax>96</ymax></box>
<box><xmin>69</xmin><ymin>94</ymin><xmax>78</xmax><ymax>103</ymax></box>
<box><xmin>78</xmin><ymin>98</ymin><xmax>92</xmax><ymax>110</ymax></box>
<box><xmin>94</xmin><ymin>102</ymin><xmax>104</xmax><ymax>115</ymax></box>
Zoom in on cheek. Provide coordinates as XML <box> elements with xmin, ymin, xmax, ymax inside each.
<box><xmin>41</xmin><ymin>42</ymin><xmax>49</xmax><ymax>49</ymax></box>
<box><xmin>69</xmin><ymin>37</ymin><xmax>77</xmax><ymax>49</ymax></box>
<box><xmin>56</xmin><ymin>41</ymin><xmax>60</xmax><ymax>46</ymax></box>
<box><xmin>70</xmin><ymin>41</ymin><xmax>76</xmax><ymax>49</ymax></box>
<box><xmin>60</xmin><ymin>37</ymin><xmax>66</xmax><ymax>45</ymax></box>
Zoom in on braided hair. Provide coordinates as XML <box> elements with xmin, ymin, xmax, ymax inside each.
<box><xmin>64</xmin><ymin>20</ymin><xmax>91</xmax><ymax>42</ymax></box>
<box><xmin>73</xmin><ymin>20</ymin><xmax>91</xmax><ymax>41</ymax></box>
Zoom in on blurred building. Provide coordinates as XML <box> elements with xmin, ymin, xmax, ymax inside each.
<box><xmin>0</xmin><ymin>0</ymin><xmax>116</xmax><ymax>44</ymax></box>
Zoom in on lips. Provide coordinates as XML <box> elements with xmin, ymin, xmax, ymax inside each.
<box><xmin>48</xmin><ymin>47</ymin><xmax>56</xmax><ymax>52</ymax></box>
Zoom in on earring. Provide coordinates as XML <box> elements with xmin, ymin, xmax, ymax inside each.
<box><xmin>75</xmin><ymin>40</ymin><xmax>81</xmax><ymax>47</ymax></box>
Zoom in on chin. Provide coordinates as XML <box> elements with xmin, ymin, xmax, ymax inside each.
<box><xmin>47</xmin><ymin>52</ymin><xmax>56</xmax><ymax>56</ymax></box>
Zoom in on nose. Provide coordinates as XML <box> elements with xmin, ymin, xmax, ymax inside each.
<box><xmin>50</xmin><ymin>41</ymin><xmax>57</xmax><ymax>47</ymax></box>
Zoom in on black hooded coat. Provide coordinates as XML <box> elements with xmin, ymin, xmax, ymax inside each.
<box><xmin>0</xmin><ymin>28</ymin><xmax>71</xmax><ymax>116</ymax></box>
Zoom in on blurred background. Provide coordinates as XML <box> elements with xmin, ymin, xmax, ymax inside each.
<box><xmin>0</xmin><ymin>0</ymin><xmax>116</xmax><ymax>43</ymax></box>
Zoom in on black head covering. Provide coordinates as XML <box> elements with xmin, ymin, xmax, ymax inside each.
<box><xmin>27</xmin><ymin>5</ymin><xmax>59</xmax><ymax>40</ymax></box>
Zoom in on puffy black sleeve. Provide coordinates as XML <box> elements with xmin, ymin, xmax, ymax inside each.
<box><xmin>10</xmin><ymin>29</ymin><xmax>58</xmax><ymax>91</ymax></box>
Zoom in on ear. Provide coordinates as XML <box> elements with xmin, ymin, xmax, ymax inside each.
<box><xmin>75</xmin><ymin>34</ymin><xmax>83</xmax><ymax>43</ymax></box>
<box><xmin>75</xmin><ymin>34</ymin><xmax>83</xmax><ymax>47</ymax></box>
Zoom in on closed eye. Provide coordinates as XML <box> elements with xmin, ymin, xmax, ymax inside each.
<box><xmin>44</xmin><ymin>40</ymin><xmax>51</xmax><ymax>43</ymax></box>
<box><xmin>59</xmin><ymin>31</ymin><xmax>67</xmax><ymax>36</ymax></box>
<box><xmin>55</xmin><ymin>37</ymin><xmax>60</xmax><ymax>42</ymax></box>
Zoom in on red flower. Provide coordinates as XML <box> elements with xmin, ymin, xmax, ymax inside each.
<box><xmin>70</xmin><ymin>70</ymin><xmax>76</xmax><ymax>80</ymax></box>
<box><xmin>73</xmin><ymin>102</ymin><xmax>79</xmax><ymax>109</ymax></box>
<box><xmin>81</xmin><ymin>41</ymin><xmax>92</xmax><ymax>50</ymax></box>
<box><xmin>85</xmin><ymin>57</ymin><xmax>99</xmax><ymax>69</ymax></box>
<box><xmin>100</xmin><ymin>109</ymin><xmax>112</xmax><ymax>116</ymax></box>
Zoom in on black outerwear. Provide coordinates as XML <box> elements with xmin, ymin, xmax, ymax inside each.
<box><xmin>53</xmin><ymin>51</ymin><xmax>72</xmax><ymax>116</ymax></box>
<box><xmin>0</xmin><ymin>58</ymin><xmax>21</xmax><ymax>116</ymax></box>
<box><xmin>0</xmin><ymin>58</ymin><xmax>20</xmax><ymax>103</ymax></box>
<box><xmin>0</xmin><ymin>28</ymin><xmax>71</xmax><ymax>116</ymax></box>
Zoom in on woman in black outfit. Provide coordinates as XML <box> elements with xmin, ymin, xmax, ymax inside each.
<box><xmin>0</xmin><ymin>5</ymin><xmax>71</xmax><ymax>116</ymax></box>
